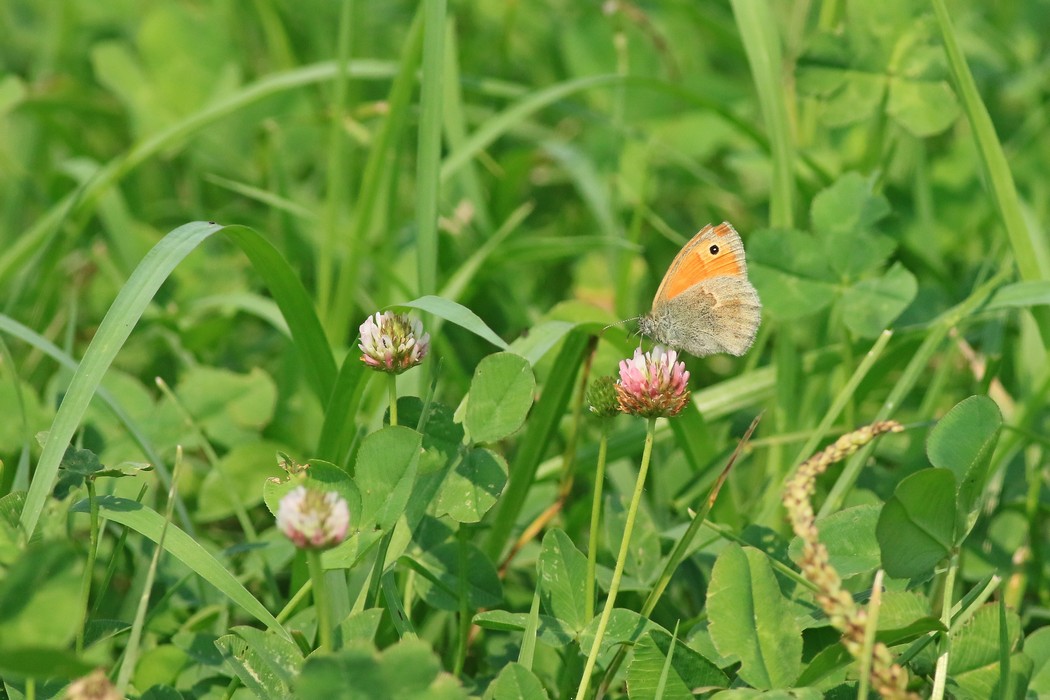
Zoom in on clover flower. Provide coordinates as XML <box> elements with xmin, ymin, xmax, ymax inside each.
<box><xmin>614</xmin><ymin>346</ymin><xmax>690</xmax><ymax>417</ymax></box>
<box><xmin>66</xmin><ymin>669</ymin><xmax>121</xmax><ymax>700</ymax></box>
<box><xmin>587</xmin><ymin>375</ymin><xmax>620</xmax><ymax>419</ymax></box>
<box><xmin>359</xmin><ymin>311</ymin><xmax>430</xmax><ymax>374</ymax></box>
<box><xmin>276</xmin><ymin>486</ymin><xmax>350</xmax><ymax>550</ymax></box>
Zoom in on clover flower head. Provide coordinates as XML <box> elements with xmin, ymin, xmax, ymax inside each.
<box><xmin>276</xmin><ymin>486</ymin><xmax>350</xmax><ymax>550</ymax></box>
<box><xmin>359</xmin><ymin>311</ymin><xmax>430</xmax><ymax>374</ymax></box>
<box><xmin>587</xmin><ymin>375</ymin><xmax>620</xmax><ymax>419</ymax></box>
<box><xmin>614</xmin><ymin>345</ymin><xmax>690</xmax><ymax>417</ymax></box>
<box><xmin>66</xmin><ymin>669</ymin><xmax>121</xmax><ymax>700</ymax></box>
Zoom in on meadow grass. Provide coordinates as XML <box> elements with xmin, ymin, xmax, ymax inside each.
<box><xmin>0</xmin><ymin>1</ymin><xmax>1047</xmax><ymax>698</ymax></box>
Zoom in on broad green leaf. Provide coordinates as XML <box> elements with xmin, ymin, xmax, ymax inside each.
<box><xmin>434</xmin><ymin>447</ymin><xmax>507</xmax><ymax>523</ymax></box>
<box><xmin>709</xmin><ymin>688</ymin><xmax>824</xmax><ymax>699</ymax></box>
<box><xmin>169</xmin><ymin>366</ymin><xmax>277</xmax><ymax>447</ymax></box>
<box><xmin>811</xmin><ymin>172</ymin><xmax>891</xmax><ymax>242</ymax></box>
<box><xmin>70</xmin><ymin>496</ymin><xmax>289</xmax><ymax>639</ymax></box>
<box><xmin>215</xmin><ymin>626</ymin><xmax>303</xmax><ymax>700</ymax></box>
<box><xmin>887</xmin><ymin>78</ymin><xmax>960</xmax><ymax>137</ymax></box>
<box><xmin>1024</xmin><ymin>626</ymin><xmax>1050</xmax><ymax>693</ymax></box>
<box><xmin>986</xmin><ymin>280</ymin><xmax>1050</xmax><ymax>310</ymax></box>
<box><xmin>295</xmin><ymin>639</ymin><xmax>468</xmax><ymax>699</ymax></box>
<box><xmin>945</xmin><ymin>605</ymin><xmax>1025</xmax><ymax>699</ymax></box>
<box><xmin>411</xmin><ymin>541</ymin><xmax>502</xmax><ymax>611</ymax></box>
<box><xmin>537</xmin><ymin>529</ymin><xmax>590</xmax><ymax>633</ymax></box>
<box><xmin>788</xmin><ymin>505</ymin><xmax>881</xmax><ymax>579</ymax></box>
<box><xmin>339</xmin><ymin>609</ymin><xmax>384</xmax><ymax>646</ymax></box>
<box><xmin>355</xmin><ymin>426</ymin><xmax>422</xmax><ymax>531</ymax></box>
<box><xmin>840</xmin><ymin>263</ymin><xmax>918</xmax><ymax>337</ymax></box>
<box><xmin>0</xmin><ymin>541</ymin><xmax>82</xmax><ymax>651</ymax></box>
<box><xmin>707</xmin><ymin>544</ymin><xmax>802</xmax><ymax>689</ymax></box>
<box><xmin>0</xmin><ymin>648</ymin><xmax>94</xmax><ymax>679</ymax></box>
<box><xmin>400</xmin><ymin>295</ymin><xmax>508</xmax><ymax>350</ymax></box>
<box><xmin>134</xmin><ymin>644</ymin><xmax>188</xmax><ymax>690</ymax></box>
<box><xmin>927</xmin><ymin>395</ymin><xmax>1002</xmax><ymax>521</ymax></box>
<box><xmin>472</xmin><ymin>610</ymin><xmax>575</xmax><ymax>648</ymax></box>
<box><xmin>482</xmin><ymin>663</ymin><xmax>550</xmax><ymax>700</ymax></box>
<box><xmin>876</xmin><ymin>468</ymin><xmax>956</xmax><ymax>579</ymax></box>
<box><xmin>627</xmin><ymin>631</ymin><xmax>729</xmax><ymax>699</ymax></box>
<box><xmin>579</xmin><ymin>609</ymin><xmax>660</xmax><ymax>659</ymax></box>
<box><xmin>464</xmin><ymin>352</ymin><xmax>535</xmax><ymax>443</ymax></box>
<box><xmin>196</xmin><ymin>440</ymin><xmax>287</xmax><ymax>522</ymax></box>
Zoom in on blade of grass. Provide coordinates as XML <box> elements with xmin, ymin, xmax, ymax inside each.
<box><xmin>820</xmin><ymin>271</ymin><xmax>1009</xmax><ymax>517</ymax></box>
<box><xmin>0</xmin><ymin>59</ymin><xmax>399</xmax><ymax>291</ymax></box>
<box><xmin>932</xmin><ymin>0</ymin><xmax>1050</xmax><ymax>344</ymax></box>
<box><xmin>115</xmin><ymin>450</ymin><xmax>183</xmax><ymax>693</ymax></box>
<box><xmin>70</xmin><ymin>494</ymin><xmax>290</xmax><ymax>640</ymax></box>
<box><xmin>730</xmin><ymin>0</ymin><xmax>796</xmax><ymax>228</ymax></box>
<box><xmin>329</xmin><ymin>10</ymin><xmax>426</xmax><ymax>342</ymax></box>
<box><xmin>19</xmin><ymin>221</ymin><xmax>335</xmax><ymax>538</ymax></box>
<box><xmin>416</xmin><ymin>0</ymin><xmax>447</xmax><ymax>301</ymax></box>
<box><xmin>484</xmin><ymin>330</ymin><xmax>590</xmax><ymax>560</ymax></box>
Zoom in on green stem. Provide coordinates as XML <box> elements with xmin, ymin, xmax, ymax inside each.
<box><xmin>454</xmin><ymin>528</ymin><xmax>470</xmax><ymax>675</ymax></box>
<box><xmin>75</xmin><ymin>478</ymin><xmax>100</xmax><ymax>654</ymax></box>
<box><xmin>388</xmin><ymin>374</ymin><xmax>398</xmax><ymax>426</ymax></box>
<box><xmin>930</xmin><ymin>551</ymin><xmax>959</xmax><ymax>700</ymax></box>
<box><xmin>307</xmin><ymin>549</ymin><xmax>333</xmax><ymax>652</ymax></box>
<box><xmin>576</xmin><ymin>416</ymin><xmax>657</xmax><ymax>700</ymax></box>
<box><xmin>585</xmin><ymin>423</ymin><xmax>610</xmax><ymax>623</ymax></box>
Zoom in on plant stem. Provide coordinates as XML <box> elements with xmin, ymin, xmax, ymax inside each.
<box><xmin>585</xmin><ymin>422</ymin><xmax>610</xmax><ymax>623</ymax></box>
<box><xmin>388</xmin><ymin>374</ymin><xmax>398</xmax><ymax>426</ymax></box>
<box><xmin>930</xmin><ymin>551</ymin><xmax>959</xmax><ymax>700</ymax></box>
<box><xmin>307</xmin><ymin>549</ymin><xmax>333</xmax><ymax>652</ymax></box>
<box><xmin>576</xmin><ymin>416</ymin><xmax>657</xmax><ymax>700</ymax></box>
<box><xmin>75</xmin><ymin>478</ymin><xmax>100</xmax><ymax>654</ymax></box>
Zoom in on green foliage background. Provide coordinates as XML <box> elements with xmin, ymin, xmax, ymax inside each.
<box><xmin>0</xmin><ymin>0</ymin><xmax>1048</xmax><ymax>698</ymax></box>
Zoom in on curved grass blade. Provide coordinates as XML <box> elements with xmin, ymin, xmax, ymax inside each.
<box><xmin>20</xmin><ymin>221</ymin><xmax>334</xmax><ymax>538</ymax></box>
<box><xmin>399</xmin><ymin>295</ymin><xmax>508</xmax><ymax>350</ymax></box>
<box><xmin>70</xmin><ymin>495</ymin><xmax>289</xmax><ymax>640</ymax></box>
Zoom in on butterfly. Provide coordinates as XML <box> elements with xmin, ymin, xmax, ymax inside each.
<box><xmin>637</xmin><ymin>222</ymin><xmax>761</xmax><ymax>357</ymax></box>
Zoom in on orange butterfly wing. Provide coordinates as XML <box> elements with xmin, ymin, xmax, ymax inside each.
<box><xmin>653</xmin><ymin>222</ymin><xmax>746</xmax><ymax>304</ymax></box>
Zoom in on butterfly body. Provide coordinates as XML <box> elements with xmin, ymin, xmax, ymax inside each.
<box><xmin>638</xmin><ymin>222</ymin><xmax>761</xmax><ymax>357</ymax></box>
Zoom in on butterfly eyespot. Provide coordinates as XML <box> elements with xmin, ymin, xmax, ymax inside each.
<box><xmin>709</xmin><ymin>244</ymin><xmax>719</xmax><ymax>255</ymax></box>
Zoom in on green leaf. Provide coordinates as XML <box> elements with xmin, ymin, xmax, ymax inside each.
<box><xmin>215</xmin><ymin>626</ymin><xmax>303</xmax><ymax>700</ymax></box>
<box><xmin>537</xmin><ymin>529</ymin><xmax>590</xmax><ymax>634</ymax></box>
<box><xmin>707</xmin><ymin>544</ymin><xmax>802</xmax><ymax>689</ymax></box>
<box><xmin>578</xmin><ymin>609</ymin><xmax>660</xmax><ymax>659</ymax></box>
<box><xmin>355</xmin><ymin>426</ymin><xmax>422</xmax><ymax>531</ymax></box>
<box><xmin>876</xmin><ymin>468</ymin><xmax>957</xmax><ymax>579</ymax></box>
<box><xmin>946</xmin><ymin>604</ymin><xmax>1025</xmax><ymax>699</ymax></box>
<box><xmin>464</xmin><ymin>352</ymin><xmax>536</xmax><ymax>443</ymax></box>
<box><xmin>69</xmin><ymin>496</ymin><xmax>289</xmax><ymax>639</ymax></box>
<box><xmin>927</xmin><ymin>395</ymin><xmax>1002</xmax><ymax>521</ymax></box>
<box><xmin>169</xmin><ymin>366</ymin><xmax>277</xmax><ymax>447</ymax></box>
<box><xmin>411</xmin><ymin>541</ymin><xmax>503</xmax><ymax>611</ymax></box>
<box><xmin>887</xmin><ymin>78</ymin><xmax>961</xmax><ymax>137</ymax></box>
<box><xmin>748</xmin><ymin>228</ymin><xmax>838</xmax><ymax>321</ymax></box>
<box><xmin>986</xmin><ymin>280</ymin><xmax>1050</xmax><ymax>310</ymax></box>
<box><xmin>435</xmin><ymin>447</ymin><xmax>507</xmax><ymax>523</ymax></box>
<box><xmin>399</xmin><ymin>295</ymin><xmax>508</xmax><ymax>350</ymax></box>
<box><xmin>0</xmin><ymin>541</ymin><xmax>82</xmax><ymax>651</ymax></box>
<box><xmin>627</xmin><ymin>630</ymin><xmax>729</xmax><ymax>699</ymax></box>
<box><xmin>0</xmin><ymin>648</ymin><xmax>94</xmax><ymax>679</ymax></box>
<box><xmin>483</xmin><ymin>663</ymin><xmax>550</xmax><ymax>700</ymax></box>
<box><xmin>839</xmin><ymin>262</ymin><xmax>918</xmax><ymax>337</ymax></box>
<box><xmin>196</xmin><ymin>440</ymin><xmax>287</xmax><ymax>522</ymax></box>
<box><xmin>295</xmin><ymin>639</ymin><xmax>468</xmax><ymax>699</ymax></box>
<box><xmin>812</xmin><ymin>172</ymin><xmax>891</xmax><ymax>241</ymax></box>
<box><xmin>472</xmin><ymin>610</ymin><xmax>575</xmax><ymax>648</ymax></box>
<box><xmin>788</xmin><ymin>505</ymin><xmax>881</xmax><ymax>579</ymax></box>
